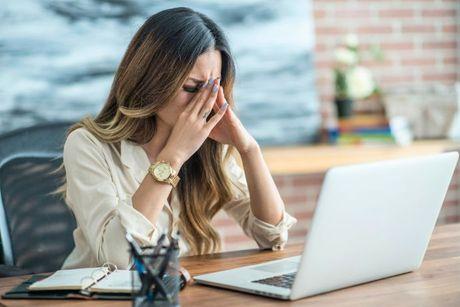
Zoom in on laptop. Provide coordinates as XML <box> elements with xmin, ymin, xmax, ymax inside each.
<box><xmin>194</xmin><ymin>152</ymin><xmax>459</xmax><ymax>300</ymax></box>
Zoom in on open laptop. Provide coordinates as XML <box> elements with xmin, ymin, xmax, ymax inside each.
<box><xmin>194</xmin><ymin>152</ymin><xmax>459</xmax><ymax>300</ymax></box>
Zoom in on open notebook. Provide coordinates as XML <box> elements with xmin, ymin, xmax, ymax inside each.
<box><xmin>28</xmin><ymin>263</ymin><xmax>141</xmax><ymax>294</ymax></box>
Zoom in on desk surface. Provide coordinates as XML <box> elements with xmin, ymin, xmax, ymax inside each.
<box><xmin>1</xmin><ymin>223</ymin><xmax>459</xmax><ymax>306</ymax></box>
<box><xmin>261</xmin><ymin>140</ymin><xmax>460</xmax><ymax>175</ymax></box>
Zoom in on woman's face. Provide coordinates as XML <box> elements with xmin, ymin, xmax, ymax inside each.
<box><xmin>157</xmin><ymin>49</ymin><xmax>222</xmax><ymax>127</ymax></box>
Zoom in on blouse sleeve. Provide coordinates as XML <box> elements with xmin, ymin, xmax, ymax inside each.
<box><xmin>63</xmin><ymin>129</ymin><xmax>160</xmax><ymax>269</ymax></box>
<box><xmin>222</xmin><ymin>153</ymin><xmax>297</xmax><ymax>251</ymax></box>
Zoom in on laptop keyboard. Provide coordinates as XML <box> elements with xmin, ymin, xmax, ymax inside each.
<box><xmin>251</xmin><ymin>272</ymin><xmax>296</xmax><ymax>289</ymax></box>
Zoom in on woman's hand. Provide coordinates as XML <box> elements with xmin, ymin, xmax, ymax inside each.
<box><xmin>208</xmin><ymin>87</ymin><xmax>258</xmax><ymax>155</ymax></box>
<box><xmin>159</xmin><ymin>78</ymin><xmax>228</xmax><ymax>169</ymax></box>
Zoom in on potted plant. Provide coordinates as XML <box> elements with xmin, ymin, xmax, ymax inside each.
<box><xmin>334</xmin><ymin>34</ymin><xmax>381</xmax><ymax>118</ymax></box>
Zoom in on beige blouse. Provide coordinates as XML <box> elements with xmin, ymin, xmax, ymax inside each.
<box><xmin>61</xmin><ymin>128</ymin><xmax>297</xmax><ymax>270</ymax></box>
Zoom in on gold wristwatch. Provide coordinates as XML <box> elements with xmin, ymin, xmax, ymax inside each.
<box><xmin>148</xmin><ymin>161</ymin><xmax>180</xmax><ymax>188</ymax></box>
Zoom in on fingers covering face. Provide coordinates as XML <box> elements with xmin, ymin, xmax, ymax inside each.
<box><xmin>183</xmin><ymin>79</ymin><xmax>210</xmax><ymax>113</ymax></box>
<box><xmin>199</xmin><ymin>78</ymin><xmax>221</xmax><ymax>116</ymax></box>
<box><xmin>205</xmin><ymin>98</ymin><xmax>228</xmax><ymax>129</ymax></box>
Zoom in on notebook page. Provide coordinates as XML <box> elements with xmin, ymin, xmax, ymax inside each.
<box><xmin>89</xmin><ymin>270</ymin><xmax>141</xmax><ymax>293</ymax></box>
<box><xmin>28</xmin><ymin>267</ymin><xmax>110</xmax><ymax>291</ymax></box>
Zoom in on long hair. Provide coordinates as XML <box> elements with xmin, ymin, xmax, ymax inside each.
<box><xmin>61</xmin><ymin>7</ymin><xmax>238</xmax><ymax>255</ymax></box>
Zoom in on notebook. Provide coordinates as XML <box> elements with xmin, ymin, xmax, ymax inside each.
<box><xmin>28</xmin><ymin>263</ymin><xmax>141</xmax><ymax>294</ymax></box>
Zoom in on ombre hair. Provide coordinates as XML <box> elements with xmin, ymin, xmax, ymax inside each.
<box><xmin>61</xmin><ymin>7</ymin><xmax>238</xmax><ymax>255</ymax></box>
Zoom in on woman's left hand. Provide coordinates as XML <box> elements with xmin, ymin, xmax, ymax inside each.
<box><xmin>208</xmin><ymin>86</ymin><xmax>258</xmax><ymax>155</ymax></box>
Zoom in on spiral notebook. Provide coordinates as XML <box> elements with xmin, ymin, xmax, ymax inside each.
<box><xmin>28</xmin><ymin>263</ymin><xmax>141</xmax><ymax>294</ymax></box>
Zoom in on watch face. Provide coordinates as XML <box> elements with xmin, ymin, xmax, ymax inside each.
<box><xmin>154</xmin><ymin>163</ymin><xmax>171</xmax><ymax>181</ymax></box>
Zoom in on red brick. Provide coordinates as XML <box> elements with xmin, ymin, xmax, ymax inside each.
<box><xmin>316</xmin><ymin>43</ymin><xmax>332</xmax><ymax>52</ymax></box>
<box><xmin>443</xmin><ymin>24</ymin><xmax>458</xmax><ymax>33</ymax></box>
<box><xmin>289</xmin><ymin>229</ymin><xmax>309</xmax><ymax>238</ymax></box>
<box><xmin>445</xmin><ymin>216</ymin><xmax>459</xmax><ymax>223</ymax></box>
<box><xmin>356</xmin><ymin>25</ymin><xmax>393</xmax><ymax>34</ymax></box>
<box><xmin>280</xmin><ymin>188</ymin><xmax>309</xmax><ymax>200</ymax></box>
<box><xmin>445</xmin><ymin>191</ymin><xmax>458</xmax><ymax>202</ymax></box>
<box><xmin>333</xmin><ymin>9</ymin><xmax>372</xmax><ymax>19</ymax></box>
<box><xmin>286</xmin><ymin>204</ymin><xmax>314</xmax><ymax>215</ymax></box>
<box><xmin>273</xmin><ymin>176</ymin><xmax>287</xmax><ymax>188</ymax></box>
<box><xmin>379</xmin><ymin>9</ymin><xmax>415</xmax><ymax>18</ymax></box>
<box><xmin>402</xmin><ymin>24</ymin><xmax>436</xmax><ymax>33</ymax></box>
<box><xmin>380</xmin><ymin>42</ymin><xmax>415</xmax><ymax>50</ymax></box>
<box><xmin>362</xmin><ymin>59</ymin><xmax>396</xmax><ymax>68</ymax></box>
<box><xmin>282</xmin><ymin>194</ymin><xmax>309</xmax><ymax>204</ymax></box>
<box><xmin>378</xmin><ymin>74</ymin><xmax>415</xmax><ymax>84</ymax></box>
<box><xmin>213</xmin><ymin>218</ymin><xmax>236</xmax><ymax>227</ymax></box>
<box><xmin>291</xmin><ymin>175</ymin><xmax>324</xmax><ymax>187</ymax></box>
<box><xmin>422</xmin><ymin>9</ymin><xmax>456</xmax><ymax>17</ymax></box>
<box><xmin>401</xmin><ymin>58</ymin><xmax>436</xmax><ymax>66</ymax></box>
<box><xmin>316</xmin><ymin>26</ymin><xmax>342</xmax><ymax>35</ymax></box>
<box><xmin>293</xmin><ymin>211</ymin><xmax>314</xmax><ymax>220</ymax></box>
<box><xmin>315</xmin><ymin>59</ymin><xmax>334</xmax><ymax>69</ymax></box>
<box><xmin>443</xmin><ymin>57</ymin><xmax>458</xmax><ymax>65</ymax></box>
<box><xmin>443</xmin><ymin>199</ymin><xmax>459</xmax><ymax>207</ymax></box>
<box><xmin>223</xmin><ymin>234</ymin><xmax>252</xmax><ymax>244</ymax></box>
<box><xmin>422</xmin><ymin>72</ymin><xmax>457</xmax><ymax>82</ymax></box>
<box><xmin>422</xmin><ymin>41</ymin><xmax>457</xmax><ymax>49</ymax></box>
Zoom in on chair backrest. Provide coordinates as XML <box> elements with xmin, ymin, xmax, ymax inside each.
<box><xmin>0</xmin><ymin>122</ymin><xmax>76</xmax><ymax>273</ymax></box>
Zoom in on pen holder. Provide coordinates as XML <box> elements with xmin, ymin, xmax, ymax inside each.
<box><xmin>129</xmin><ymin>235</ymin><xmax>181</xmax><ymax>307</ymax></box>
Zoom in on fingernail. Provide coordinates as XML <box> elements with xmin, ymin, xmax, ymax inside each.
<box><xmin>216</xmin><ymin>78</ymin><xmax>221</xmax><ymax>85</ymax></box>
<box><xmin>208</xmin><ymin>78</ymin><xmax>214</xmax><ymax>86</ymax></box>
<box><xmin>212</xmin><ymin>83</ymin><xmax>219</xmax><ymax>93</ymax></box>
<box><xmin>220</xmin><ymin>102</ymin><xmax>228</xmax><ymax>110</ymax></box>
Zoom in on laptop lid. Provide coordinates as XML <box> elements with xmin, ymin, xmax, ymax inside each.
<box><xmin>290</xmin><ymin>152</ymin><xmax>458</xmax><ymax>300</ymax></box>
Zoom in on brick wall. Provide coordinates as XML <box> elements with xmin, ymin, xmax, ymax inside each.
<box><xmin>313</xmin><ymin>0</ymin><xmax>459</xmax><ymax>117</ymax></box>
<box><xmin>214</xmin><ymin>0</ymin><xmax>460</xmax><ymax>252</ymax></box>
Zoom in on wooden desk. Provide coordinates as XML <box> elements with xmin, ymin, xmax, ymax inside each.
<box><xmin>261</xmin><ymin>140</ymin><xmax>460</xmax><ymax>175</ymax></box>
<box><xmin>1</xmin><ymin>223</ymin><xmax>459</xmax><ymax>306</ymax></box>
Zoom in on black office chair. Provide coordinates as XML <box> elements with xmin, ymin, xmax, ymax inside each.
<box><xmin>0</xmin><ymin>122</ymin><xmax>77</xmax><ymax>276</ymax></box>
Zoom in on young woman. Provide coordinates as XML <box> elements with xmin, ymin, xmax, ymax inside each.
<box><xmin>61</xmin><ymin>7</ymin><xmax>296</xmax><ymax>269</ymax></box>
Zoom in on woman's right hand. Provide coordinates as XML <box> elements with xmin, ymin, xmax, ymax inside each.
<box><xmin>157</xmin><ymin>78</ymin><xmax>228</xmax><ymax>170</ymax></box>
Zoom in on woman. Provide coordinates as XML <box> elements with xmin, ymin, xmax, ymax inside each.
<box><xmin>61</xmin><ymin>7</ymin><xmax>297</xmax><ymax>270</ymax></box>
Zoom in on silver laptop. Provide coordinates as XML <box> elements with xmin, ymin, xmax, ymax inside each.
<box><xmin>194</xmin><ymin>152</ymin><xmax>459</xmax><ymax>300</ymax></box>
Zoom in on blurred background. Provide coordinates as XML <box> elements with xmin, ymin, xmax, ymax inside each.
<box><xmin>0</xmin><ymin>0</ymin><xmax>319</xmax><ymax>145</ymax></box>
<box><xmin>1</xmin><ymin>0</ymin><xmax>459</xmax><ymax>253</ymax></box>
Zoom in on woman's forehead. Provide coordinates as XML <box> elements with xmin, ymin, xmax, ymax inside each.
<box><xmin>188</xmin><ymin>50</ymin><xmax>222</xmax><ymax>81</ymax></box>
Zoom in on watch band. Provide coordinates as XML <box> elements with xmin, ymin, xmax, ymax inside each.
<box><xmin>167</xmin><ymin>175</ymin><xmax>180</xmax><ymax>188</ymax></box>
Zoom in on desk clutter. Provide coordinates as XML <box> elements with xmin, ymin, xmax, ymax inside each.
<box><xmin>126</xmin><ymin>231</ymin><xmax>190</xmax><ymax>307</ymax></box>
<box><xmin>2</xmin><ymin>265</ymin><xmax>135</xmax><ymax>300</ymax></box>
<box><xmin>2</xmin><ymin>231</ymin><xmax>191</xmax><ymax>306</ymax></box>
